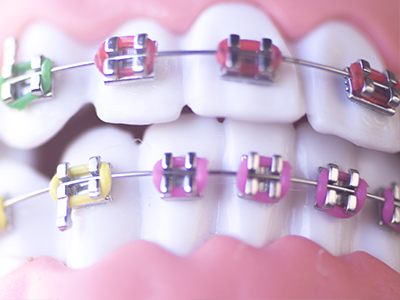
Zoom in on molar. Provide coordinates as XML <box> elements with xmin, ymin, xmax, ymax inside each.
<box><xmin>181</xmin><ymin>3</ymin><xmax>306</xmax><ymax>123</ymax></box>
<box><xmin>295</xmin><ymin>21</ymin><xmax>400</xmax><ymax>153</ymax></box>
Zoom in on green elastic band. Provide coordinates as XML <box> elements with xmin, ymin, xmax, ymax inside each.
<box><xmin>13</xmin><ymin>61</ymin><xmax>31</xmax><ymax>74</ymax></box>
<box><xmin>41</xmin><ymin>58</ymin><xmax>52</xmax><ymax>94</ymax></box>
<box><xmin>6</xmin><ymin>93</ymin><xmax>37</xmax><ymax>110</ymax></box>
<box><xmin>1</xmin><ymin>58</ymin><xmax>52</xmax><ymax>110</ymax></box>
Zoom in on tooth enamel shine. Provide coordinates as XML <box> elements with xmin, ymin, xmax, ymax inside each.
<box><xmin>1</xmin><ymin>20</ymin><xmax>399</xmax><ymax>154</ymax></box>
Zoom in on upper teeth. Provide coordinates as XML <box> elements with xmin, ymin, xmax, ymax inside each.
<box><xmin>3</xmin><ymin>32</ymin><xmax>398</xmax><ymax>114</ymax></box>
<box><xmin>295</xmin><ymin>21</ymin><xmax>400</xmax><ymax>152</ymax></box>
<box><xmin>0</xmin><ymin>4</ymin><xmax>397</xmax><ymax>153</ymax></box>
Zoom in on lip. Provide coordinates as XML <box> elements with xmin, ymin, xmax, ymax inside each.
<box><xmin>0</xmin><ymin>0</ymin><xmax>399</xmax><ymax>299</ymax></box>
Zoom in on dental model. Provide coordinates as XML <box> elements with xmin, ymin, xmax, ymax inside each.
<box><xmin>1</xmin><ymin>33</ymin><xmax>399</xmax><ymax>115</ymax></box>
<box><xmin>0</xmin><ymin>151</ymin><xmax>399</xmax><ymax>234</ymax></box>
<box><xmin>0</xmin><ymin>0</ymin><xmax>399</xmax><ymax>299</ymax></box>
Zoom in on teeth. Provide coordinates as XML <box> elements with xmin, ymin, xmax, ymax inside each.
<box><xmin>217</xmin><ymin>120</ymin><xmax>296</xmax><ymax>247</ymax></box>
<box><xmin>293</xmin><ymin>121</ymin><xmax>400</xmax><ymax>273</ymax></box>
<box><xmin>138</xmin><ymin>114</ymin><xmax>222</xmax><ymax>255</ymax></box>
<box><xmin>1</xmin><ymin>114</ymin><xmax>400</xmax><ymax>275</ymax></box>
<box><xmin>0</xmin><ymin>159</ymin><xmax>64</xmax><ymax>277</ymax></box>
<box><xmin>292</xmin><ymin>121</ymin><xmax>361</xmax><ymax>257</ymax></box>
<box><xmin>3</xmin><ymin>13</ymin><xmax>397</xmax><ymax>154</ymax></box>
<box><xmin>0</xmin><ymin>23</ymin><xmax>93</xmax><ymax>149</ymax></box>
<box><xmin>355</xmin><ymin>149</ymin><xmax>400</xmax><ymax>272</ymax></box>
<box><xmin>295</xmin><ymin>22</ymin><xmax>400</xmax><ymax>153</ymax></box>
<box><xmin>0</xmin><ymin>3</ymin><xmax>399</xmax><ymax>280</ymax></box>
<box><xmin>92</xmin><ymin>20</ymin><xmax>184</xmax><ymax>125</ymax></box>
<box><xmin>181</xmin><ymin>3</ymin><xmax>306</xmax><ymax>123</ymax></box>
<box><xmin>0</xmin><ymin>20</ymin><xmax>184</xmax><ymax>149</ymax></box>
<box><xmin>58</xmin><ymin>126</ymin><xmax>141</xmax><ymax>269</ymax></box>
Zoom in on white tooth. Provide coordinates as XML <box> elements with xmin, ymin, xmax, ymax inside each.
<box><xmin>92</xmin><ymin>20</ymin><xmax>184</xmax><ymax>125</ymax></box>
<box><xmin>295</xmin><ymin>22</ymin><xmax>400</xmax><ymax>152</ymax></box>
<box><xmin>0</xmin><ymin>22</ymin><xmax>93</xmax><ymax>149</ymax></box>
<box><xmin>139</xmin><ymin>114</ymin><xmax>223</xmax><ymax>255</ymax></box>
<box><xmin>354</xmin><ymin>149</ymin><xmax>400</xmax><ymax>272</ymax></box>
<box><xmin>0</xmin><ymin>159</ymin><xmax>64</xmax><ymax>277</ymax></box>
<box><xmin>59</xmin><ymin>126</ymin><xmax>141</xmax><ymax>269</ymax></box>
<box><xmin>292</xmin><ymin>121</ymin><xmax>360</xmax><ymax>256</ymax></box>
<box><xmin>217</xmin><ymin>120</ymin><xmax>296</xmax><ymax>247</ymax></box>
<box><xmin>181</xmin><ymin>3</ymin><xmax>305</xmax><ymax>122</ymax></box>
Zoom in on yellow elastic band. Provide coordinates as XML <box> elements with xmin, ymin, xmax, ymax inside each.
<box><xmin>49</xmin><ymin>162</ymin><xmax>111</xmax><ymax>208</ymax></box>
<box><xmin>0</xmin><ymin>196</ymin><xmax>8</xmax><ymax>231</ymax></box>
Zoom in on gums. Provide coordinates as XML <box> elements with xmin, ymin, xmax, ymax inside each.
<box><xmin>0</xmin><ymin>0</ymin><xmax>399</xmax><ymax>299</ymax></box>
<box><xmin>0</xmin><ymin>236</ymin><xmax>399</xmax><ymax>299</ymax></box>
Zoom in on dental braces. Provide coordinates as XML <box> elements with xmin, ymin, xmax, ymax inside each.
<box><xmin>0</xmin><ymin>152</ymin><xmax>399</xmax><ymax>235</ymax></box>
<box><xmin>1</xmin><ymin>34</ymin><xmax>399</xmax><ymax>115</ymax></box>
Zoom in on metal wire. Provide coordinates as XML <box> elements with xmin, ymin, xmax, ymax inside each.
<box><xmin>4</xmin><ymin>48</ymin><xmax>356</xmax><ymax>86</ymax></box>
<box><xmin>1</xmin><ymin>165</ymin><xmax>397</xmax><ymax>213</ymax></box>
<box><xmin>282</xmin><ymin>57</ymin><xmax>350</xmax><ymax>77</ymax></box>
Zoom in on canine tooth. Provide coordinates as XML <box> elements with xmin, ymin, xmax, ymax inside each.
<box><xmin>59</xmin><ymin>126</ymin><xmax>141</xmax><ymax>269</ymax></box>
<box><xmin>92</xmin><ymin>20</ymin><xmax>184</xmax><ymax>125</ymax></box>
<box><xmin>354</xmin><ymin>149</ymin><xmax>400</xmax><ymax>272</ymax></box>
<box><xmin>0</xmin><ymin>160</ymin><xmax>64</xmax><ymax>277</ymax></box>
<box><xmin>138</xmin><ymin>114</ymin><xmax>222</xmax><ymax>255</ymax></box>
<box><xmin>181</xmin><ymin>3</ymin><xmax>305</xmax><ymax>123</ymax></box>
<box><xmin>217</xmin><ymin>120</ymin><xmax>296</xmax><ymax>247</ymax></box>
<box><xmin>295</xmin><ymin>22</ymin><xmax>400</xmax><ymax>152</ymax></box>
<box><xmin>292</xmin><ymin>122</ymin><xmax>360</xmax><ymax>256</ymax></box>
<box><xmin>0</xmin><ymin>22</ymin><xmax>93</xmax><ymax>149</ymax></box>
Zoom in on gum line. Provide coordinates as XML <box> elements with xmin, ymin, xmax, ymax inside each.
<box><xmin>1</xmin><ymin>235</ymin><xmax>399</xmax><ymax>299</ymax></box>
